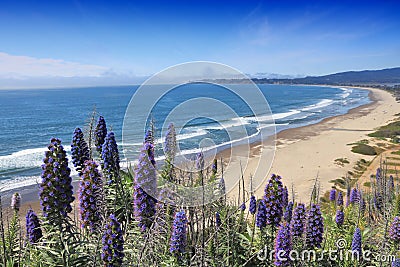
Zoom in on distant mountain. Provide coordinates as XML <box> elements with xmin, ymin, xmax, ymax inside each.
<box><xmin>246</xmin><ymin>72</ymin><xmax>305</xmax><ymax>79</ymax></box>
<box><xmin>252</xmin><ymin>67</ymin><xmax>400</xmax><ymax>85</ymax></box>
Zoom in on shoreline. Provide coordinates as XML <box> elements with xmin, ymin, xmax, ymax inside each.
<box><xmin>1</xmin><ymin>86</ymin><xmax>395</xmax><ymax>214</ymax></box>
<box><xmin>220</xmin><ymin>86</ymin><xmax>399</xmax><ymax>202</ymax></box>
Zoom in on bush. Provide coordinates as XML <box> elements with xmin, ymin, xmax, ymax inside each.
<box><xmin>351</xmin><ymin>144</ymin><xmax>377</xmax><ymax>155</ymax></box>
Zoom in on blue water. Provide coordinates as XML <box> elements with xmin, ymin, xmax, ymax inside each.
<box><xmin>0</xmin><ymin>84</ymin><xmax>370</xmax><ymax>191</ymax></box>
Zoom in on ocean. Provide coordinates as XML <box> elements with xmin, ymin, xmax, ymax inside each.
<box><xmin>0</xmin><ymin>84</ymin><xmax>370</xmax><ymax>192</ymax></box>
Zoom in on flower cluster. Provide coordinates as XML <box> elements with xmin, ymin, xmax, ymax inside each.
<box><xmin>335</xmin><ymin>209</ymin><xmax>344</xmax><ymax>226</ymax></box>
<box><xmin>102</xmin><ymin>214</ymin><xmax>124</xmax><ymax>266</ymax></box>
<box><xmin>350</xmin><ymin>188</ymin><xmax>360</xmax><ymax>204</ymax></box>
<box><xmin>164</xmin><ymin>123</ymin><xmax>177</xmax><ymax>162</ymax></box>
<box><xmin>11</xmin><ymin>192</ymin><xmax>21</xmax><ymax>211</ymax></box>
<box><xmin>39</xmin><ymin>138</ymin><xmax>74</xmax><ymax>220</ymax></box>
<box><xmin>249</xmin><ymin>195</ymin><xmax>257</xmax><ymax>215</ymax></box>
<box><xmin>291</xmin><ymin>203</ymin><xmax>306</xmax><ymax>237</ymax></box>
<box><xmin>101</xmin><ymin>132</ymin><xmax>120</xmax><ymax>184</ymax></box>
<box><xmin>392</xmin><ymin>258</ymin><xmax>400</xmax><ymax>267</ymax></box>
<box><xmin>240</xmin><ymin>202</ymin><xmax>246</xmax><ymax>211</ymax></box>
<box><xmin>78</xmin><ymin>160</ymin><xmax>103</xmax><ymax>232</ymax></box>
<box><xmin>274</xmin><ymin>222</ymin><xmax>292</xmax><ymax>266</ymax></box>
<box><xmin>215</xmin><ymin>212</ymin><xmax>221</xmax><ymax>227</ymax></box>
<box><xmin>376</xmin><ymin>167</ymin><xmax>382</xmax><ymax>183</ymax></box>
<box><xmin>351</xmin><ymin>227</ymin><xmax>362</xmax><ymax>256</ymax></box>
<box><xmin>263</xmin><ymin>174</ymin><xmax>285</xmax><ymax>226</ymax></box>
<box><xmin>256</xmin><ymin>199</ymin><xmax>267</xmax><ymax>229</ymax></box>
<box><xmin>71</xmin><ymin>127</ymin><xmax>90</xmax><ymax>176</ymax></box>
<box><xmin>389</xmin><ymin>216</ymin><xmax>400</xmax><ymax>243</ymax></box>
<box><xmin>212</xmin><ymin>158</ymin><xmax>217</xmax><ymax>176</ymax></box>
<box><xmin>305</xmin><ymin>204</ymin><xmax>324</xmax><ymax>249</ymax></box>
<box><xmin>133</xmin><ymin>143</ymin><xmax>157</xmax><ymax>231</ymax></box>
<box><xmin>196</xmin><ymin>152</ymin><xmax>205</xmax><ymax>170</ymax></box>
<box><xmin>329</xmin><ymin>189</ymin><xmax>336</xmax><ymax>202</ymax></box>
<box><xmin>25</xmin><ymin>209</ymin><xmax>42</xmax><ymax>244</ymax></box>
<box><xmin>95</xmin><ymin>116</ymin><xmax>107</xmax><ymax>154</ymax></box>
<box><xmin>337</xmin><ymin>191</ymin><xmax>344</xmax><ymax>206</ymax></box>
<box><xmin>170</xmin><ymin>210</ymin><xmax>187</xmax><ymax>255</ymax></box>
<box><xmin>144</xmin><ymin>129</ymin><xmax>154</xmax><ymax>144</ymax></box>
<box><xmin>284</xmin><ymin>201</ymin><xmax>294</xmax><ymax>223</ymax></box>
<box><xmin>144</xmin><ymin>142</ymin><xmax>156</xmax><ymax>166</ymax></box>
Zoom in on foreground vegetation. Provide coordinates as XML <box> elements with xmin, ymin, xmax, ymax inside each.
<box><xmin>0</xmin><ymin>115</ymin><xmax>399</xmax><ymax>267</ymax></box>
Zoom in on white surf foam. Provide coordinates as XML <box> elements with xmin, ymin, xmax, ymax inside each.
<box><xmin>301</xmin><ymin>99</ymin><xmax>334</xmax><ymax>111</ymax></box>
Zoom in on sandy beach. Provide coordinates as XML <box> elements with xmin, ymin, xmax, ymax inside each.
<box><xmin>222</xmin><ymin>86</ymin><xmax>400</xmax><ymax>202</ymax></box>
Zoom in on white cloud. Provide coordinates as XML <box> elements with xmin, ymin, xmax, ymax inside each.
<box><xmin>0</xmin><ymin>52</ymin><xmax>108</xmax><ymax>78</ymax></box>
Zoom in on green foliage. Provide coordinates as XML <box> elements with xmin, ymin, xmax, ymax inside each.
<box><xmin>368</xmin><ymin>120</ymin><xmax>400</xmax><ymax>139</ymax></box>
<box><xmin>351</xmin><ymin>144</ymin><xmax>378</xmax><ymax>155</ymax></box>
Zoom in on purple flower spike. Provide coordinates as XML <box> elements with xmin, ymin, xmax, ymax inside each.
<box><xmin>350</xmin><ymin>188</ymin><xmax>360</xmax><ymax>204</ymax></box>
<box><xmin>263</xmin><ymin>174</ymin><xmax>285</xmax><ymax>226</ymax></box>
<box><xmin>26</xmin><ymin>209</ymin><xmax>42</xmax><ymax>244</ymax></box>
<box><xmin>101</xmin><ymin>214</ymin><xmax>124</xmax><ymax>266</ymax></box>
<box><xmin>39</xmin><ymin>138</ymin><xmax>74</xmax><ymax>220</ymax></box>
<box><xmin>170</xmin><ymin>210</ymin><xmax>187</xmax><ymax>255</ymax></box>
<box><xmin>284</xmin><ymin>201</ymin><xmax>294</xmax><ymax>223</ymax></box>
<box><xmin>78</xmin><ymin>160</ymin><xmax>103</xmax><ymax>232</ymax></box>
<box><xmin>389</xmin><ymin>216</ymin><xmax>400</xmax><ymax>243</ymax></box>
<box><xmin>351</xmin><ymin>227</ymin><xmax>362</xmax><ymax>258</ymax></box>
<box><xmin>71</xmin><ymin>128</ymin><xmax>90</xmax><ymax>176</ymax></box>
<box><xmin>144</xmin><ymin>129</ymin><xmax>154</xmax><ymax>144</ymax></box>
<box><xmin>392</xmin><ymin>258</ymin><xmax>400</xmax><ymax>267</ymax></box>
<box><xmin>249</xmin><ymin>195</ymin><xmax>257</xmax><ymax>215</ymax></box>
<box><xmin>101</xmin><ymin>132</ymin><xmax>120</xmax><ymax>184</ymax></box>
<box><xmin>164</xmin><ymin>123</ymin><xmax>177</xmax><ymax>162</ymax></box>
<box><xmin>144</xmin><ymin>142</ymin><xmax>156</xmax><ymax>167</ymax></box>
<box><xmin>335</xmin><ymin>210</ymin><xmax>344</xmax><ymax>226</ymax></box>
<box><xmin>282</xmin><ymin>186</ymin><xmax>289</xmax><ymax>208</ymax></box>
<box><xmin>337</xmin><ymin>191</ymin><xmax>344</xmax><ymax>206</ymax></box>
<box><xmin>196</xmin><ymin>152</ymin><xmax>205</xmax><ymax>170</ymax></box>
<box><xmin>212</xmin><ymin>158</ymin><xmax>217</xmax><ymax>175</ymax></box>
<box><xmin>274</xmin><ymin>222</ymin><xmax>292</xmax><ymax>266</ymax></box>
<box><xmin>11</xmin><ymin>192</ymin><xmax>21</xmax><ymax>211</ymax></box>
<box><xmin>305</xmin><ymin>204</ymin><xmax>324</xmax><ymax>249</ymax></box>
<box><xmin>256</xmin><ymin>199</ymin><xmax>267</xmax><ymax>229</ymax></box>
<box><xmin>389</xmin><ymin>175</ymin><xmax>395</xmax><ymax>191</ymax></box>
<box><xmin>215</xmin><ymin>212</ymin><xmax>221</xmax><ymax>227</ymax></box>
<box><xmin>94</xmin><ymin>116</ymin><xmax>107</xmax><ymax>154</ymax></box>
<box><xmin>133</xmin><ymin>143</ymin><xmax>157</xmax><ymax>232</ymax></box>
<box><xmin>329</xmin><ymin>189</ymin><xmax>336</xmax><ymax>202</ymax></box>
<box><xmin>376</xmin><ymin>167</ymin><xmax>381</xmax><ymax>183</ymax></box>
<box><xmin>290</xmin><ymin>203</ymin><xmax>306</xmax><ymax>238</ymax></box>
<box><xmin>240</xmin><ymin>202</ymin><xmax>246</xmax><ymax>211</ymax></box>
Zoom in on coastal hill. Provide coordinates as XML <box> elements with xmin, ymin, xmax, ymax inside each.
<box><xmin>208</xmin><ymin>67</ymin><xmax>400</xmax><ymax>87</ymax></box>
<box><xmin>257</xmin><ymin>67</ymin><xmax>400</xmax><ymax>85</ymax></box>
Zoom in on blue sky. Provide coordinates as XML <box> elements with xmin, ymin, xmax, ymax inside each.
<box><xmin>0</xmin><ymin>0</ymin><xmax>399</xmax><ymax>87</ymax></box>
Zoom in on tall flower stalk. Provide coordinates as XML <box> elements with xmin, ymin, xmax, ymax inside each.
<box><xmin>71</xmin><ymin>127</ymin><xmax>90</xmax><ymax>176</ymax></box>
<box><xmin>94</xmin><ymin>116</ymin><xmax>107</xmax><ymax>154</ymax></box>
<box><xmin>133</xmin><ymin>143</ymin><xmax>157</xmax><ymax>231</ymax></box>
<box><xmin>291</xmin><ymin>203</ymin><xmax>306</xmax><ymax>238</ymax></box>
<box><xmin>263</xmin><ymin>174</ymin><xmax>285</xmax><ymax>227</ymax></box>
<box><xmin>170</xmin><ymin>210</ymin><xmax>187</xmax><ymax>256</ymax></box>
<box><xmin>78</xmin><ymin>160</ymin><xmax>103</xmax><ymax>232</ymax></box>
<box><xmin>101</xmin><ymin>132</ymin><xmax>120</xmax><ymax>184</ymax></box>
<box><xmin>39</xmin><ymin>138</ymin><xmax>74</xmax><ymax>221</ymax></box>
<box><xmin>26</xmin><ymin>209</ymin><xmax>42</xmax><ymax>244</ymax></box>
<box><xmin>274</xmin><ymin>222</ymin><xmax>292</xmax><ymax>266</ymax></box>
<box><xmin>305</xmin><ymin>203</ymin><xmax>324</xmax><ymax>249</ymax></box>
<box><xmin>164</xmin><ymin>123</ymin><xmax>177</xmax><ymax>162</ymax></box>
<box><xmin>101</xmin><ymin>214</ymin><xmax>124</xmax><ymax>266</ymax></box>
